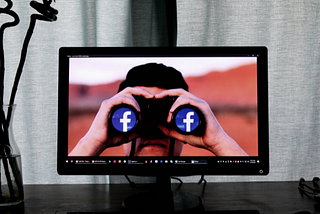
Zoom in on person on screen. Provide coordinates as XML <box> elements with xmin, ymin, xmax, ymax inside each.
<box><xmin>69</xmin><ymin>63</ymin><xmax>248</xmax><ymax>157</ymax></box>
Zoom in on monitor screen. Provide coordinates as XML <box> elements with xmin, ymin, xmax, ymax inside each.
<box><xmin>57</xmin><ymin>47</ymin><xmax>269</xmax><ymax>176</ymax></box>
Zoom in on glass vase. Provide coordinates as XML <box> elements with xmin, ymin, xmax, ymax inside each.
<box><xmin>0</xmin><ymin>104</ymin><xmax>24</xmax><ymax>206</ymax></box>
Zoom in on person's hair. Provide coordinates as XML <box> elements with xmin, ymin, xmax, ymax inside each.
<box><xmin>118</xmin><ymin>63</ymin><xmax>188</xmax><ymax>92</ymax></box>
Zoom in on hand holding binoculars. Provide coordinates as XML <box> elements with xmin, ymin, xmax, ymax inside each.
<box><xmin>109</xmin><ymin>96</ymin><xmax>205</xmax><ymax>136</ymax></box>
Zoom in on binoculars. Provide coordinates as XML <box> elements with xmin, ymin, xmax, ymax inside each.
<box><xmin>109</xmin><ymin>96</ymin><xmax>205</xmax><ymax>136</ymax></box>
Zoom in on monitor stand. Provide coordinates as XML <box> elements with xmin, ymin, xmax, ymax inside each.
<box><xmin>122</xmin><ymin>175</ymin><xmax>204</xmax><ymax>213</ymax></box>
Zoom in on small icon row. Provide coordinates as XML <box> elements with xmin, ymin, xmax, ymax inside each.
<box><xmin>217</xmin><ymin>159</ymin><xmax>260</xmax><ymax>164</ymax></box>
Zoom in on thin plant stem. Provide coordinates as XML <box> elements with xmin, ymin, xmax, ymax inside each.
<box><xmin>7</xmin><ymin>14</ymin><xmax>53</xmax><ymax>123</ymax></box>
<box><xmin>0</xmin><ymin>0</ymin><xmax>19</xmax><ymax>105</ymax></box>
<box><xmin>8</xmin><ymin>15</ymin><xmax>37</xmax><ymax>108</ymax></box>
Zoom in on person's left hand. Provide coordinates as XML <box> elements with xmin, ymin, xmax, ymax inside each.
<box><xmin>155</xmin><ymin>89</ymin><xmax>247</xmax><ymax>156</ymax></box>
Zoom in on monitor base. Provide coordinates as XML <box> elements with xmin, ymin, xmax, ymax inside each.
<box><xmin>122</xmin><ymin>175</ymin><xmax>203</xmax><ymax>213</ymax></box>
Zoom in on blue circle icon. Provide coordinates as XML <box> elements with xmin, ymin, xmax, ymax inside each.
<box><xmin>111</xmin><ymin>107</ymin><xmax>137</xmax><ymax>132</ymax></box>
<box><xmin>174</xmin><ymin>108</ymin><xmax>200</xmax><ymax>133</ymax></box>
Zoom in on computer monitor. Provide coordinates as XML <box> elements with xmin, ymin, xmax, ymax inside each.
<box><xmin>57</xmin><ymin>47</ymin><xmax>268</xmax><ymax>212</ymax></box>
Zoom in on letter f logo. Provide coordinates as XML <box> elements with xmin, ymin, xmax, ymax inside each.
<box><xmin>183</xmin><ymin>112</ymin><xmax>194</xmax><ymax>132</ymax></box>
<box><xmin>173</xmin><ymin>106</ymin><xmax>201</xmax><ymax>135</ymax></box>
<box><xmin>120</xmin><ymin>111</ymin><xmax>131</xmax><ymax>132</ymax></box>
<box><xmin>111</xmin><ymin>106</ymin><xmax>137</xmax><ymax>133</ymax></box>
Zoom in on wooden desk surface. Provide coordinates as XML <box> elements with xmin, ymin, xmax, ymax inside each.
<box><xmin>1</xmin><ymin>181</ymin><xmax>319</xmax><ymax>214</ymax></box>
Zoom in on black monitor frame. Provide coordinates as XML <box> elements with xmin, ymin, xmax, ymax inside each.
<box><xmin>57</xmin><ymin>47</ymin><xmax>269</xmax><ymax>176</ymax></box>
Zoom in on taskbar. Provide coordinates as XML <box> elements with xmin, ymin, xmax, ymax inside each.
<box><xmin>65</xmin><ymin>158</ymin><xmax>207</xmax><ymax>165</ymax></box>
<box><xmin>64</xmin><ymin>158</ymin><xmax>263</xmax><ymax>166</ymax></box>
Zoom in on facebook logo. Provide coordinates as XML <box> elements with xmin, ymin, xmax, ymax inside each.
<box><xmin>174</xmin><ymin>108</ymin><xmax>199</xmax><ymax>133</ymax></box>
<box><xmin>111</xmin><ymin>107</ymin><xmax>137</xmax><ymax>132</ymax></box>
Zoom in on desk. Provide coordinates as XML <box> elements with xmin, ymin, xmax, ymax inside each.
<box><xmin>1</xmin><ymin>181</ymin><xmax>319</xmax><ymax>214</ymax></box>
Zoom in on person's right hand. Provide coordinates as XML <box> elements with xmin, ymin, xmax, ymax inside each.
<box><xmin>69</xmin><ymin>87</ymin><xmax>154</xmax><ymax>156</ymax></box>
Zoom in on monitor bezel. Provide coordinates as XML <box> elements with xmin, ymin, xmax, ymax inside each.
<box><xmin>57</xmin><ymin>47</ymin><xmax>269</xmax><ymax>176</ymax></box>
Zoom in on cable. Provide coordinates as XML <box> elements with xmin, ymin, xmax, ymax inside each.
<box><xmin>198</xmin><ymin>175</ymin><xmax>207</xmax><ymax>184</ymax></box>
<box><xmin>129</xmin><ymin>139</ymin><xmax>136</xmax><ymax>157</ymax></box>
<box><xmin>168</xmin><ymin>138</ymin><xmax>175</xmax><ymax>157</ymax></box>
<box><xmin>298</xmin><ymin>178</ymin><xmax>320</xmax><ymax>196</ymax></box>
<box><xmin>125</xmin><ymin>175</ymin><xmax>136</xmax><ymax>188</ymax></box>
